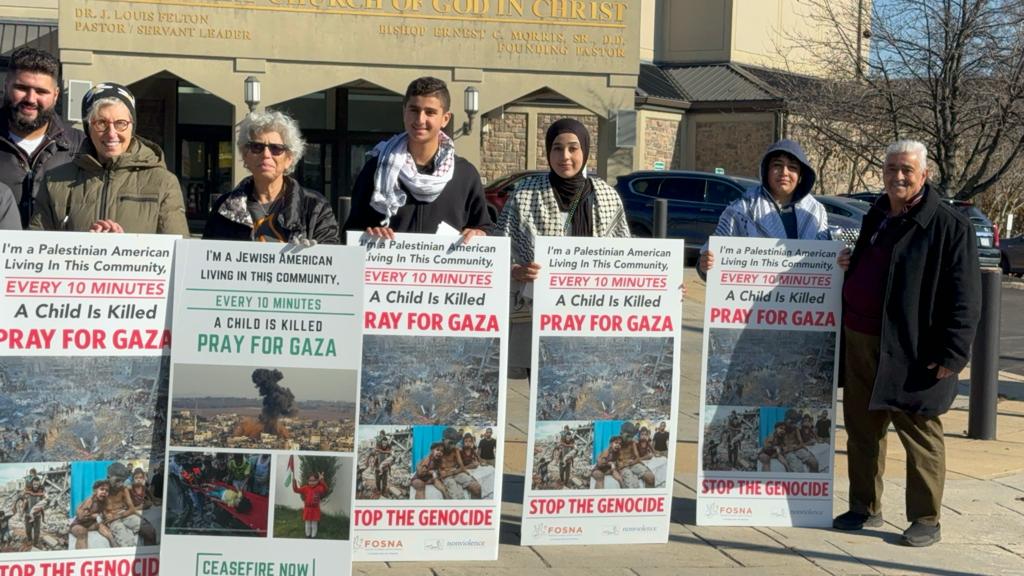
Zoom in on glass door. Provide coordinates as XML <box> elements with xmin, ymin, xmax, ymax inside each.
<box><xmin>176</xmin><ymin>125</ymin><xmax>232</xmax><ymax>233</ymax></box>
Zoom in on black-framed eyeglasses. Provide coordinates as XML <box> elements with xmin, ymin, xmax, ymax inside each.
<box><xmin>246</xmin><ymin>142</ymin><xmax>289</xmax><ymax>156</ymax></box>
<box><xmin>90</xmin><ymin>119</ymin><xmax>132</xmax><ymax>133</ymax></box>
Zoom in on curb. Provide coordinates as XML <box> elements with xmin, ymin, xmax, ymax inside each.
<box><xmin>1002</xmin><ymin>278</ymin><xmax>1024</xmax><ymax>291</ymax></box>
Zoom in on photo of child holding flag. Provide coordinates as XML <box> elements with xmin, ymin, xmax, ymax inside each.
<box><xmin>273</xmin><ymin>455</ymin><xmax>353</xmax><ymax>540</ymax></box>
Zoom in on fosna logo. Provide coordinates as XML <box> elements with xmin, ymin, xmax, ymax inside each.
<box><xmin>354</xmin><ymin>536</ymin><xmax>404</xmax><ymax>550</ymax></box>
<box><xmin>705</xmin><ymin>502</ymin><xmax>752</xmax><ymax>518</ymax></box>
<box><xmin>532</xmin><ymin>523</ymin><xmax>583</xmax><ymax>537</ymax></box>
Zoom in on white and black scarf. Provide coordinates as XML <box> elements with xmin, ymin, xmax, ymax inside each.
<box><xmin>368</xmin><ymin>132</ymin><xmax>456</xmax><ymax>226</ymax></box>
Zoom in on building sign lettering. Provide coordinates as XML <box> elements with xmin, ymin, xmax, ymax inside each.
<box><xmin>61</xmin><ymin>0</ymin><xmax>639</xmax><ymax>74</ymax></box>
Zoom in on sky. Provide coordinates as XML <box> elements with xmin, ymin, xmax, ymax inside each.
<box><xmin>171</xmin><ymin>363</ymin><xmax>357</xmax><ymax>402</ymax></box>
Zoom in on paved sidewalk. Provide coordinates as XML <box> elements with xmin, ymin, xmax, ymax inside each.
<box><xmin>355</xmin><ymin>273</ymin><xmax>1024</xmax><ymax>576</ymax></box>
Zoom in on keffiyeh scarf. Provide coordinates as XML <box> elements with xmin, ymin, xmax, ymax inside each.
<box><xmin>368</xmin><ymin>131</ymin><xmax>456</xmax><ymax>225</ymax></box>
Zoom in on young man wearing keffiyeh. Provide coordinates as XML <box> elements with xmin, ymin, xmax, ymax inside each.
<box><xmin>344</xmin><ymin>76</ymin><xmax>491</xmax><ymax>241</ymax></box>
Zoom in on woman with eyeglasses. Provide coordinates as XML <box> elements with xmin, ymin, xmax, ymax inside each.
<box><xmin>202</xmin><ymin>110</ymin><xmax>339</xmax><ymax>243</ymax></box>
<box><xmin>29</xmin><ymin>82</ymin><xmax>188</xmax><ymax>234</ymax></box>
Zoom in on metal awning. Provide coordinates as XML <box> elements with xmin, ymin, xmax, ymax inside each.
<box><xmin>0</xmin><ymin>21</ymin><xmax>58</xmax><ymax>59</ymax></box>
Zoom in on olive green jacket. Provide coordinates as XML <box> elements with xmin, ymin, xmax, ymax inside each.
<box><xmin>29</xmin><ymin>136</ymin><xmax>189</xmax><ymax>235</ymax></box>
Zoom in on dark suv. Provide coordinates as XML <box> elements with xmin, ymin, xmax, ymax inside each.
<box><xmin>615</xmin><ymin>170</ymin><xmax>861</xmax><ymax>259</ymax></box>
<box><xmin>843</xmin><ymin>192</ymin><xmax>1000</xmax><ymax>268</ymax></box>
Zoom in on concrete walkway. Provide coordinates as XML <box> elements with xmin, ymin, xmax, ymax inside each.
<box><xmin>355</xmin><ymin>273</ymin><xmax>1024</xmax><ymax>576</ymax></box>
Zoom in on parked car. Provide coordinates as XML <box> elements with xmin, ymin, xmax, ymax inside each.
<box><xmin>483</xmin><ymin>170</ymin><xmax>545</xmax><ymax>221</ymax></box>
<box><xmin>816</xmin><ymin>195</ymin><xmax>871</xmax><ymax>221</ymax></box>
<box><xmin>615</xmin><ymin>170</ymin><xmax>860</xmax><ymax>260</ymax></box>
<box><xmin>842</xmin><ymin>191</ymin><xmax>1001</xmax><ymax>268</ymax></box>
<box><xmin>1000</xmin><ymin>235</ymin><xmax>1024</xmax><ymax>276</ymax></box>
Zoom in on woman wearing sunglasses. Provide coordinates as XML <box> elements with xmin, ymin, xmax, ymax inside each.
<box><xmin>30</xmin><ymin>82</ymin><xmax>189</xmax><ymax>234</ymax></box>
<box><xmin>203</xmin><ymin>110</ymin><xmax>339</xmax><ymax>243</ymax></box>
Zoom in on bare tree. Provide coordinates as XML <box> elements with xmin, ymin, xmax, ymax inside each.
<box><xmin>767</xmin><ymin>0</ymin><xmax>1024</xmax><ymax>200</ymax></box>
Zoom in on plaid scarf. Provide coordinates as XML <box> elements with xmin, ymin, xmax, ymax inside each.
<box><xmin>368</xmin><ymin>131</ymin><xmax>456</xmax><ymax>226</ymax></box>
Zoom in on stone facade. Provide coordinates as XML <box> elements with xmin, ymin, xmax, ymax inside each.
<box><xmin>644</xmin><ymin>117</ymin><xmax>682</xmax><ymax>170</ymax></box>
<box><xmin>535</xmin><ymin>113</ymin><xmax>600</xmax><ymax>171</ymax></box>
<box><xmin>787</xmin><ymin>115</ymin><xmax>883</xmax><ymax>195</ymax></box>
<box><xmin>694</xmin><ymin>119</ymin><xmax>774</xmax><ymax>178</ymax></box>
<box><xmin>480</xmin><ymin>112</ymin><xmax>528</xmax><ymax>184</ymax></box>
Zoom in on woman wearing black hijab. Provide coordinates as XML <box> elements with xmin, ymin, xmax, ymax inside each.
<box><xmin>494</xmin><ymin>118</ymin><xmax>631</xmax><ymax>376</ymax></box>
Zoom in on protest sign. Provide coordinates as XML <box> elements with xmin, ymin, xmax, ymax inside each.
<box><xmin>0</xmin><ymin>232</ymin><xmax>175</xmax><ymax>575</ymax></box>
<box><xmin>346</xmin><ymin>232</ymin><xmax>509</xmax><ymax>561</ymax></box>
<box><xmin>697</xmin><ymin>237</ymin><xmax>843</xmax><ymax>526</ymax></box>
<box><xmin>160</xmin><ymin>240</ymin><xmax>363</xmax><ymax>575</ymax></box>
<box><xmin>520</xmin><ymin>237</ymin><xmax>683</xmax><ymax>546</ymax></box>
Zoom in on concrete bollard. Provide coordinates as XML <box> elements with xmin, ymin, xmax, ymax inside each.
<box><xmin>337</xmin><ymin>196</ymin><xmax>351</xmax><ymax>241</ymax></box>
<box><xmin>653</xmin><ymin>198</ymin><xmax>668</xmax><ymax>239</ymax></box>
<box><xmin>968</xmin><ymin>268</ymin><xmax>1001</xmax><ymax>440</ymax></box>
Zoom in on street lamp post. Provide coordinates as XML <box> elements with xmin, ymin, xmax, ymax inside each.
<box><xmin>244</xmin><ymin>76</ymin><xmax>261</xmax><ymax>113</ymax></box>
<box><xmin>462</xmin><ymin>86</ymin><xmax>479</xmax><ymax>135</ymax></box>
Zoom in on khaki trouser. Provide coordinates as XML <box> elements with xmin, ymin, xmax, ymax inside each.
<box><xmin>843</xmin><ymin>326</ymin><xmax>945</xmax><ymax>525</ymax></box>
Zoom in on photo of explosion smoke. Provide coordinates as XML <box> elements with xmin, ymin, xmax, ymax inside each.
<box><xmin>170</xmin><ymin>364</ymin><xmax>357</xmax><ymax>452</ymax></box>
<box><xmin>361</xmin><ymin>336</ymin><xmax>500</xmax><ymax>426</ymax></box>
<box><xmin>537</xmin><ymin>337</ymin><xmax>673</xmax><ymax>422</ymax></box>
<box><xmin>0</xmin><ymin>356</ymin><xmax>168</xmax><ymax>464</ymax></box>
<box><xmin>0</xmin><ymin>463</ymin><xmax>71</xmax><ymax>553</ymax></box>
<box><xmin>705</xmin><ymin>329</ymin><xmax>835</xmax><ymax>410</ymax></box>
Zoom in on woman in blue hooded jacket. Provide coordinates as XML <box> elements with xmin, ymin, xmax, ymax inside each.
<box><xmin>700</xmin><ymin>139</ymin><xmax>833</xmax><ymax>275</ymax></box>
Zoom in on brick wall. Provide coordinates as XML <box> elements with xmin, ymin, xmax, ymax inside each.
<box><xmin>480</xmin><ymin>112</ymin><xmax>528</xmax><ymax>184</ymax></box>
<box><xmin>535</xmin><ymin>113</ymin><xmax>599</xmax><ymax>171</ymax></box>
<box><xmin>694</xmin><ymin>119</ymin><xmax>774</xmax><ymax>178</ymax></box>
<box><xmin>643</xmin><ymin>116</ymin><xmax>682</xmax><ymax>170</ymax></box>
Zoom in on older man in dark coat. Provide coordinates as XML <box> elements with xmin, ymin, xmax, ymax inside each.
<box><xmin>833</xmin><ymin>140</ymin><xmax>981</xmax><ymax>547</ymax></box>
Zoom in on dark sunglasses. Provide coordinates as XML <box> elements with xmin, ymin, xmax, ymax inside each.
<box><xmin>245</xmin><ymin>142</ymin><xmax>289</xmax><ymax>156</ymax></box>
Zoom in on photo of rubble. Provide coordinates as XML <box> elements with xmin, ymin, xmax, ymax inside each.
<box><xmin>0</xmin><ymin>462</ymin><xmax>70</xmax><ymax>553</ymax></box>
<box><xmin>361</xmin><ymin>336</ymin><xmax>500</xmax><ymax>426</ymax></box>
<box><xmin>531</xmin><ymin>421</ymin><xmax>593</xmax><ymax>490</ymax></box>
<box><xmin>67</xmin><ymin>460</ymin><xmax>162</xmax><ymax>549</ymax></box>
<box><xmin>0</xmin><ymin>356</ymin><xmax>168</xmax><ymax>463</ymax></box>
<box><xmin>537</xmin><ymin>337</ymin><xmax>673</xmax><ymax>422</ymax></box>
<box><xmin>356</xmin><ymin>425</ymin><xmax>412</xmax><ymax>500</ymax></box>
<box><xmin>275</xmin><ymin>454</ymin><xmax>352</xmax><ymax>541</ymax></box>
<box><xmin>357</xmin><ymin>425</ymin><xmax>498</xmax><ymax>500</ymax></box>
<box><xmin>756</xmin><ymin>407</ymin><xmax>833</xmax><ymax>474</ymax></box>
<box><xmin>702</xmin><ymin>406</ymin><xmax>759</xmax><ymax>472</ymax></box>
<box><xmin>170</xmin><ymin>364</ymin><xmax>357</xmax><ymax>452</ymax></box>
<box><xmin>704</xmin><ymin>329</ymin><xmax>835</xmax><ymax>409</ymax></box>
<box><xmin>164</xmin><ymin>451</ymin><xmax>271</xmax><ymax>538</ymax></box>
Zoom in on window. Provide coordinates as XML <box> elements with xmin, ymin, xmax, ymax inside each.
<box><xmin>706</xmin><ymin>181</ymin><xmax>743</xmax><ymax>205</ymax></box>
<box><xmin>629</xmin><ymin>178</ymin><xmax>661</xmax><ymax>197</ymax></box>
<box><xmin>658</xmin><ymin>177</ymin><xmax>705</xmax><ymax>202</ymax></box>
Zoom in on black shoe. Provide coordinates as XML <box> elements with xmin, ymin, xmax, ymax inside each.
<box><xmin>832</xmin><ymin>510</ymin><xmax>883</xmax><ymax>530</ymax></box>
<box><xmin>902</xmin><ymin>522</ymin><xmax>941</xmax><ymax>547</ymax></box>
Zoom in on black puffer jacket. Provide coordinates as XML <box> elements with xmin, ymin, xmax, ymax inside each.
<box><xmin>203</xmin><ymin>176</ymin><xmax>340</xmax><ymax>244</ymax></box>
<box><xmin>0</xmin><ymin>111</ymin><xmax>86</xmax><ymax>227</ymax></box>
